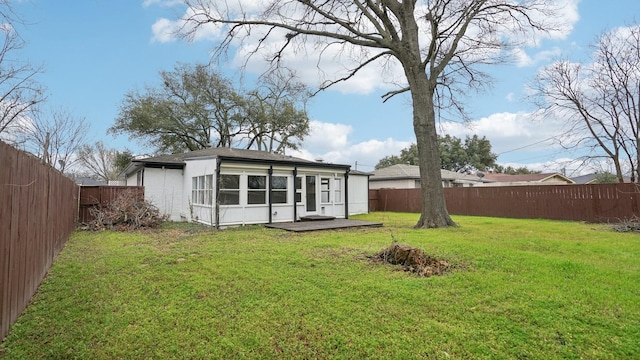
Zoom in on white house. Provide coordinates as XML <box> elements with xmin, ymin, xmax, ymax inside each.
<box><xmin>122</xmin><ymin>147</ymin><xmax>370</xmax><ymax>227</ymax></box>
<box><xmin>369</xmin><ymin>164</ymin><xmax>491</xmax><ymax>189</ymax></box>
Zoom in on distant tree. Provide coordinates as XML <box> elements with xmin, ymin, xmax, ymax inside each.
<box><xmin>110</xmin><ymin>63</ymin><xmax>310</xmax><ymax>155</ymax></box>
<box><xmin>438</xmin><ymin>135</ymin><xmax>466</xmax><ymax>171</ymax></box>
<box><xmin>464</xmin><ymin>135</ymin><xmax>497</xmax><ymax>172</ymax></box>
<box><xmin>376</xmin><ymin>135</ymin><xmax>497</xmax><ymax>172</ymax></box>
<box><xmin>111</xmin><ymin>63</ymin><xmax>246</xmax><ymax>154</ymax></box>
<box><xmin>592</xmin><ymin>172</ymin><xmax>619</xmax><ymax>184</ymax></box>
<box><xmin>0</xmin><ymin>1</ymin><xmax>45</xmax><ymax>139</ymax></box>
<box><xmin>493</xmin><ymin>165</ymin><xmax>541</xmax><ymax>175</ymax></box>
<box><xmin>180</xmin><ymin>0</ymin><xmax>560</xmax><ymax>228</ymax></box>
<box><xmin>244</xmin><ymin>70</ymin><xmax>310</xmax><ymax>153</ymax></box>
<box><xmin>375</xmin><ymin>155</ymin><xmax>403</xmax><ymax>170</ymax></box>
<box><xmin>18</xmin><ymin>107</ymin><xmax>89</xmax><ymax>173</ymax></box>
<box><xmin>533</xmin><ymin>23</ymin><xmax>640</xmax><ymax>183</ymax></box>
<box><xmin>76</xmin><ymin>141</ymin><xmax>134</xmax><ymax>181</ymax></box>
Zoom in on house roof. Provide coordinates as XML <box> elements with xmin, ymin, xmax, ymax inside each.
<box><xmin>122</xmin><ymin>147</ymin><xmax>352</xmax><ymax>177</ymax></box>
<box><xmin>571</xmin><ymin>173</ymin><xmax>597</xmax><ymax>185</ymax></box>
<box><xmin>480</xmin><ymin>172</ymin><xmax>574</xmax><ymax>184</ymax></box>
<box><xmin>369</xmin><ymin>164</ymin><xmax>490</xmax><ymax>183</ymax></box>
<box><xmin>75</xmin><ymin>177</ymin><xmax>107</xmax><ymax>186</ymax></box>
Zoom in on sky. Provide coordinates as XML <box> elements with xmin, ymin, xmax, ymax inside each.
<box><xmin>11</xmin><ymin>0</ymin><xmax>640</xmax><ymax>176</ymax></box>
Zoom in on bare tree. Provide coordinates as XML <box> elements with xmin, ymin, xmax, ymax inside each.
<box><xmin>533</xmin><ymin>24</ymin><xmax>640</xmax><ymax>182</ymax></box>
<box><xmin>76</xmin><ymin>141</ymin><xmax>134</xmax><ymax>182</ymax></box>
<box><xmin>0</xmin><ymin>1</ymin><xmax>45</xmax><ymax>138</ymax></box>
<box><xmin>19</xmin><ymin>107</ymin><xmax>90</xmax><ymax>173</ymax></box>
<box><xmin>179</xmin><ymin>0</ymin><xmax>557</xmax><ymax>228</ymax></box>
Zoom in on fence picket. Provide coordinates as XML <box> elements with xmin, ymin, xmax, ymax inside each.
<box><xmin>369</xmin><ymin>184</ymin><xmax>640</xmax><ymax>223</ymax></box>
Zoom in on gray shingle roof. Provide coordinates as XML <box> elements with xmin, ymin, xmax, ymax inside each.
<box><xmin>123</xmin><ymin>147</ymin><xmax>353</xmax><ymax>177</ymax></box>
<box><xmin>370</xmin><ymin>164</ymin><xmax>489</xmax><ymax>183</ymax></box>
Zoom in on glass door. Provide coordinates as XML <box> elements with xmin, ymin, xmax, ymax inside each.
<box><xmin>305</xmin><ymin>176</ymin><xmax>316</xmax><ymax>212</ymax></box>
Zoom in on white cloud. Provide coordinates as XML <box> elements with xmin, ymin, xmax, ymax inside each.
<box><xmin>439</xmin><ymin>111</ymin><xmax>564</xmax><ymax>155</ymax></box>
<box><xmin>286</xmin><ymin>120</ymin><xmax>411</xmax><ymax>170</ymax></box>
<box><xmin>506</xmin><ymin>92</ymin><xmax>514</xmax><ymax>102</ymax></box>
<box><xmin>150</xmin><ymin>18</ymin><xmax>179</xmax><ymax>43</ymax></box>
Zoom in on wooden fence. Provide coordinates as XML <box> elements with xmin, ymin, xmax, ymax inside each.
<box><xmin>0</xmin><ymin>140</ymin><xmax>79</xmax><ymax>342</ymax></box>
<box><xmin>370</xmin><ymin>183</ymin><xmax>640</xmax><ymax>223</ymax></box>
<box><xmin>78</xmin><ymin>186</ymin><xmax>144</xmax><ymax>224</ymax></box>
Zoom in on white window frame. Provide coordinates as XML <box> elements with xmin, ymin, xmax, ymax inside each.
<box><xmin>334</xmin><ymin>178</ymin><xmax>343</xmax><ymax>203</ymax></box>
<box><xmin>219</xmin><ymin>174</ymin><xmax>240</xmax><ymax>206</ymax></box>
<box><xmin>247</xmin><ymin>175</ymin><xmax>267</xmax><ymax>205</ymax></box>
<box><xmin>271</xmin><ymin>175</ymin><xmax>288</xmax><ymax>204</ymax></box>
<box><xmin>192</xmin><ymin>174</ymin><xmax>214</xmax><ymax>206</ymax></box>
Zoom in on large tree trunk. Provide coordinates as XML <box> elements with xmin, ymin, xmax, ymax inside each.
<box><xmin>405</xmin><ymin>67</ymin><xmax>457</xmax><ymax>228</ymax></box>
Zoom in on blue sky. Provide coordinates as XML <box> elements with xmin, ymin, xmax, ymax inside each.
<box><xmin>12</xmin><ymin>0</ymin><xmax>640</xmax><ymax>175</ymax></box>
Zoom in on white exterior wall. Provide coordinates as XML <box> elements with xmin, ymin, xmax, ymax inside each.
<box><xmin>143</xmin><ymin>167</ymin><xmax>184</xmax><ymax>221</ymax></box>
<box><xmin>140</xmin><ymin>158</ymin><xmax>371</xmax><ymax>227</ymax></box>
<box><xmin>348</xmin><ymin>174</ymin><xmax>369</xmax><ymax>215</ymax></box>
<box><xmin>183</xmin><ymin>158</ymin><xmax>218</xmax><ymax>225</ymax></box>
<box><xmin>296</xmin><ymin>167</ymin><xmax>350</xmax><ymax>219</ymax></box>
<box><xmin>369</xmin><ymin>179</ymin><xmax>417</xmax><ymax>189</ymax></box>
<box><xmin>125</xmin><ymin>172</ymin><xmax>137</xmax><ymax>186</ymax></box>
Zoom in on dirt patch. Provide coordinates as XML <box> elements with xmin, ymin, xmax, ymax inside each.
<box><xmin>370</xmin><ymin>243</ymin><xmax>452</xmax><ymax>277</ymax></box>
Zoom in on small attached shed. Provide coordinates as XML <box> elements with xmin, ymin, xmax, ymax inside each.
<box><xmin>122</xmin><ymin>148</ymin><xmax>370</xmax><ymax>227</ymax></box>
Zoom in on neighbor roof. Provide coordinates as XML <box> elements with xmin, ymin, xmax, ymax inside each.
<box><xmin>370</xmin><ymin>164</ymin><xmax>490</xmax><ymax>183</ymax></box>
<box><xmin>480</xmin><ymin>172</ymin><xmax>574</xmax><ymax>183</ymax></box>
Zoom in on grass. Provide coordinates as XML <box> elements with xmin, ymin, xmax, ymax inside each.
<box><xmin>1</xmin><ymin>213</ymin><xmax>639</xmax><ymax>359</ymax></box>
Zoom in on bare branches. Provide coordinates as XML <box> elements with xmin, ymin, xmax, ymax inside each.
<box><xmin>0</xmin><ymin>1</ymin><xmax>45</xmax><ymax>138</ymax></box>
<box><xmin>533</xmin><ymin>23</ymin><xmax>640</xmax><ymax>182</ymax></box>
<box><xmin>18</xmin><ymin>107</ymin><xmax>90</xmax><ymax>173</ymax></box>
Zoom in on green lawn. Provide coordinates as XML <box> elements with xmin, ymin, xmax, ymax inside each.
<box><xmin>1</xmin><ymin>213</ymin><xmax>639</xmax><ymax>359</ymax></box>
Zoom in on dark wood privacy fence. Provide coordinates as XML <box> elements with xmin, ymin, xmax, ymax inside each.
<box><xmin>370</xmin><ymin>183</ymin><xmax>640</xmax><ymax>223</ymax></box>
<box><xmin>78</xmin><ymin>186</ymin><xmax>144</xmax><ymax>223</ymax></box>
<box><xmin>1</xmin><ymin>140</ymin><xmax>79</xmax><ymax>342</ymax></box>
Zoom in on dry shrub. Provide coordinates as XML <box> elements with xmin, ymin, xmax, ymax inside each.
<box><xmin>371</xmin><ymin>243</ymin><xmax>451</xmax><ymax>277</ymax></box>
<box><xmin>611</xmin><ymin>216</ymin><xmax>640</xmax><ymax>233</ymax></box>
<box><xmin>86</xmin><ymin>191</ymin><xmax>168</xmax><ymax>231</ymax></box>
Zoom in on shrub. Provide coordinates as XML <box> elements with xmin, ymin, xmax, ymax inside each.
<box><xmin>610</xmin><ymin>216</ymin><xmax>640</xmax><ymax>233</ymax></box>
<box><xmin>86</xmin><ymin>191</ymin><xmax>168</xmax><ymax>231</ymax></box>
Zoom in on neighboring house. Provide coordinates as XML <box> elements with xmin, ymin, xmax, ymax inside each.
<box><xmin>121</xmin><ymin>147</ymin><xmax>370</xmax><ymax>227</ymax></box>
<box><xmin>369</xmin><ymin>164</ymin><xmax>490</xmax><ymax>189</ymax></box>
<box><xmin>75</xmin><ymin>177</ymin><xmax>107</xmax><ymax>186</ymax></box>
<box><xmin>479</xmin><ymin>172</ymin><xmax>574</xmax><ymax>186</ymax></box>
<box><xmin>571</xmin><ymin>173</ymin><xmax>630</xmax><ymax>184</ymax></box>
<box><xmin>571</xmin><ymin>173</ymin><xmax>600</xmax><ymax>184</ymax></box>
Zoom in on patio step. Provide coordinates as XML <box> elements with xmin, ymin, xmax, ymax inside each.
<box><xmin>299</xmin><ymin>215</ymin><xmax>336</xmax><ymax>222</ymax></box>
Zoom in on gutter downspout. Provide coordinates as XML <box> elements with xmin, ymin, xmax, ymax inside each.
<box><xmin>344</xmin><ymin>169</ymin><xmax>350</xmax><ymax>219</ymax></box>
<box><xmin>215</xmin><ymin>158</ymin><xmax>221</xmax><ymax>229</ymax></box>
<box><xmin>292</xmin><ymin>167</ymin><xmax>298</xmax><ymax>222</ymax></box>
<box><xmin>268</xmin><ymin>166</ymin><xmax>273</xmax><ymax>224</ymax></box>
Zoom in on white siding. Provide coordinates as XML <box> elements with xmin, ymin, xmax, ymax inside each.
<box><xmin>369</xmin><ymin>179</ymin><xmax>416</xmax><ymax>189</ymax></box>
<box><xmin>143</xmin><ymin>167</ymin><xmax>184</xmax><ymax>221</ymax></box>
<box><xmin>140</xmin><ymin>158</ymin><xmax>370</xmax><ymax>227</ymax></box>
<box><xmin>183</xmin><ymin>158</ymin><xmax>218</xmax><ymax>225</ymax></box>
<box><xmin>348</xmin><ymin>174</ymin><xmax>369</xmax><ymax>215</ymax></box>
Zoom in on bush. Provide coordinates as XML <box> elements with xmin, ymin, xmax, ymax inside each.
<box><xmin>611</xmin><ymin>216</ymin><xmax>640</xmax><ymax>233</ymax></box>
<box><xmin>86</xmin><ymin>191</ymin><xmax>168</xmax><ymax>231</ymax></box>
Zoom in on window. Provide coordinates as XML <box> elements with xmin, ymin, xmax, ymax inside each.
<box><xmin>321</xmin><ymin>177</ymin><xmax>330</xmax><ymax>203</ymax></box>
<box><xmin>334</xmin><ymin>178</ymin><xmax>342</xmax><ymax>203</ymax></box>
<box><xmin>192</xmin><ymin>174</ymin><xmax>214</xmax><ymax>206</ymax></box>
<box><xmin>248</xmin><ymin>175</ymin><xmax>267</xmax><ymax>204</ymax></box>
<box><xmin>295</xmin><ymin>177</ymin><xmax>303</xmax><ymax>203</ymax></box>
<box><xmin>271</xmin><ymin>176</ymin><xmax>288</xmax><ymax>204</ymax></box>
<box><xmin>219</xmin><ymin>174</ymin><xmax>240</xmax><ymax>205</ymax></box>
